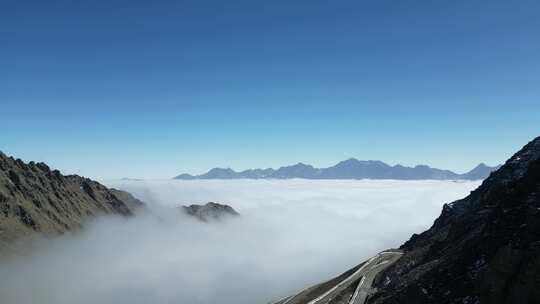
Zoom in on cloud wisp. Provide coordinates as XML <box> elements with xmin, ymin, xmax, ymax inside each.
<box><xmin>0</xmin><ymin>179</ymin><xmax>480</xmax><ymax>304</ymax></box>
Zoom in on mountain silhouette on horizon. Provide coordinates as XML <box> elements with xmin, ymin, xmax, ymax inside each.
<box><xmin>174</xmin><ymin>159</ymin><xmax>501</xmax><ymax>181</ymax></box>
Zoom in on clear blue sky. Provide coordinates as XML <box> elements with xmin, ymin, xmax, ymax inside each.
<box><xmin>1</xmin><ymin>0</ymin><xmax>539</xmax><ymax>179</ymax></box>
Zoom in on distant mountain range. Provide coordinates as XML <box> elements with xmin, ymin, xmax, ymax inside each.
<box><xmin>174</xmin><ymin>159</ymin><xmax>500</xmax><ymax>181</ymax></box>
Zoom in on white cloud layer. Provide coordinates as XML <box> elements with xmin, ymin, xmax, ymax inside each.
<box><xmin>0</xmin><ymin>179</ymin><xmax>480</xmax><ymax>304</ymax></box>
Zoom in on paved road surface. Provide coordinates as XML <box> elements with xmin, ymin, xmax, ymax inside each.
<box><xmin>349</xmin><ymin>252</ymin><xmax>402</xmax><ymax>304</ymax></box>
<box><xmin>270</xmin><ymin>251</ymin><xmax>402</xmax><ymax>304</ymax></box>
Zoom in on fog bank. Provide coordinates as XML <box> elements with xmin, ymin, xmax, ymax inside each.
<box><xmin>0</xmin><ymin>179</ymin><xmax>480</xmax><ymax>304</ymax></box>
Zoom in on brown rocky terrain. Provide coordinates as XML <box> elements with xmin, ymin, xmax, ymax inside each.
<box><xmin>0</xmin><ymin>151</ymin><xmax>144</xmax><ymax>253</ymax></box>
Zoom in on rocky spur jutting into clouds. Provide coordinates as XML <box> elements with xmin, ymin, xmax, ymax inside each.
<box><xmin>0</xmin><ymin>175</ymin><xmax>479</xmax><ymax>304</ymax></box>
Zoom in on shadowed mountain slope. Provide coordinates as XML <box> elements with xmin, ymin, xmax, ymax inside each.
<box><xmin>367</xmin><ymin>136</ymin><xmax>540</xmax><ymax>304</ymax></box>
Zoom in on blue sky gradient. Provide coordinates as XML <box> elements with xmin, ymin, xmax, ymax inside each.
<box><xmin>1</xmin><ymin>0</ymin><xmax>539</xmax><ymax>179</ymax></box>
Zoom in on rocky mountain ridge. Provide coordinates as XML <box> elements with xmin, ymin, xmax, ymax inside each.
<box><xmin>174</xmin><ymin>159</ymin><xmax>500</xmax><ymax>181</ymax></box>
<box><xmin>0</xmin><ymin>151</ymin><xmax>144</xmax><ymax>253</ymax></box>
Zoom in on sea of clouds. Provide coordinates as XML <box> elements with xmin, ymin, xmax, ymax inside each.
<box><xmin>0</xmin><ymin>179</ymin><xmax>480</xmax><ymax>304</ymax></box>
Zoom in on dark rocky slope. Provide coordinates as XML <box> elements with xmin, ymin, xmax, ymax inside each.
<box><xmin>181</xmin><ymin>202</ymin><xmax>239</xmax><ymax>222</ymax></box>
<box><xmin>0</xmin><ymin>151</ymin><xmax>143</xmax><ymax>251</ymax></box>
<box><xmin>368</xmin><ymin>137</ymin><xmax>540</xmax><ymax>304</ymax></box>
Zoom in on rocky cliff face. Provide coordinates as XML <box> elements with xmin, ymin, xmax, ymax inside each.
<box><xmin>0</xmin><ymin>151</ymin><xmax>143</xmax><ymax>251</ymax></box>
<box><xmin>181</xmin><ymin>202</ymin><xmax>239</xmax><ymax>222</ymax></box>
<box><xmin>368</xmin><ymin>137</ymin><xmax>540</xmax><ymax>304</ymax></box>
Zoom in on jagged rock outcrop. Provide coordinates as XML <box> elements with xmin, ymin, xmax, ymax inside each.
<box><xmin>181</xmin><ymin>202</ymin><xmax>239</xmax><ymax>222</ymax></box>
<box><xmin>0</xmin><ymin>151</ymin><xmax>144</xmax><ymax>251</ymax></box>
<box><xmin>368</xmin><ymin>137</ymin><xmax>540</xmax><ymax>304</ymax></box>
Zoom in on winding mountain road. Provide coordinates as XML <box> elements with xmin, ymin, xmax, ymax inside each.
<box><xmin>348</xmin><ymin>252</ymin><xmax>402</xmax><ymax>304</ymax></box>
<box><xmin>271</xmin><ymin>251</ymin><xmax>402</xmax><ymax>304</ymax></box>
